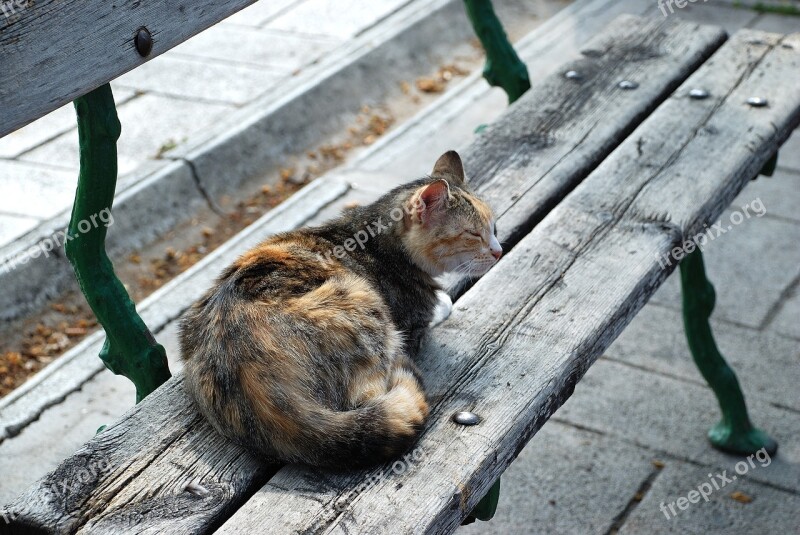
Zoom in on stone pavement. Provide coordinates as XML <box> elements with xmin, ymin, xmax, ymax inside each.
<box><xmin>1</xmin><ymin>1</ymin><xmax>799</xmax><ymax>533</ymax></box>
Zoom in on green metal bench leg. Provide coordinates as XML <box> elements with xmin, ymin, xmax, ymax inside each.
<box><xmin>463</xmin><ymin>477</ymin><xmax>501</xmax><ymax>525</ymax></box>
<box><xmin>66</xmin><ymin>83</ymin><xmax>171</xmax><ymax>403</ymax></box>
<box><xmin>463</xmin><ymin>0</ymin><xmax>531</xmax><ymax>103</ymax></box>
<box><xmin>679</xmin><ymin>249</ymin><xmax>777</xmax><ymax>455</ymax></box>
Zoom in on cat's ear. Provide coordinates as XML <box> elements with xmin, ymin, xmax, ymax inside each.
<box><xmin>432</xmin><ymin>150</ymin><xmax>466</xmax><ymax>185</ymax></box>
<box><xmin>417</xmin><ymin>179</ymin><xmax>450</xmax><ymax>225</ymax></box>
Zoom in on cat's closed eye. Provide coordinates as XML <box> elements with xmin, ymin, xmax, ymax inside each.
<box><xmin>464</xmin><ymin>229</ymin><xmax>482</xmax><ymax>237</ymax></box>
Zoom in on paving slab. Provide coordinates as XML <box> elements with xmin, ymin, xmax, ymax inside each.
<box><xmin>555</xmin><ymin>359</ymin><xmax>800</xmax><ymax>494</ymax></box>
<box><xmin>731</xmin><ymin>168</ymin><xmax>800</xmax><ymax>224</ymax></box>
<box><xmin>21</xmin><ymin>94</ymin><xmax>234</xmax><ymax>177</ymax></box>
<box><xmin>266</xmin><ymin>0</ymin><xmax>412</xmax><ymax>38</ymax></box>
<box><xmin>770</xmin><ymin>281</ymin><xmax>800</xmax><ymax>340</ymax></box>
<box><xmin>0</xmin><ymin>215</ymin><xmax>40</xmax><ymax>246</ymax></box>
<box><xmin>0</xmin><ymin>89</ymin><xmax>136</xmax><ymax>160</ymax></box>
<box><xmin>605</xmin><ymin>303</ymin><xmax>800</xmax><ymax>411</ymax></box>
<box><xmin>619</xmin><ymin>459</ymin><xmax>800</xmax><ymax>534</ymax></box>
<box><xmin>224</xmin><ymin>0</ymin><xmax>300</xmax><ymax>27</ymax></box>
<box><xmin>0</xmin><ymin>161</ymin><xmax>77</xmax><ymax>220</ymax></box>
<box><xmin>114</xmin><ymin>55</ymin><xmax>286</xmax><ymax>106</ymax></box>
<box><xmin>776</xmin><ymin>128</ymin><xmax>800</xmax><ymax>173</ymax></box>
<box><xmin>171</xmin><ymin>26</ymin><xmax>341</xmax><ymax>71</ymax></box>
<box><xmin>648</xmin><ymin>205</ymin><xmax>800</xmax><ymax>329</ymax></box>
<box><xmin>748</xmin><ymin>12</ymin><xmax>800</xmax><ymax>34</ymax></box>
<box><xmin>459</xmin><ymin>422</ymin><xmax>657</xmax><ymax>535</ymax></box>
<box><xmin>0</xmin><ymin>105</ymin><xmax>76</xmax><ymax>160</ymax></box>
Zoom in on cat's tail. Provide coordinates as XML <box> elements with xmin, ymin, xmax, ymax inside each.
<box><xmin>185</xmin><ymin>357</ymin><xmax>429</xmax><ymax>470</ymax></box>
<box><xmin>291</xmin><ymin>372</ymin><xmax>430</xmax><ymax>469</ymax></box>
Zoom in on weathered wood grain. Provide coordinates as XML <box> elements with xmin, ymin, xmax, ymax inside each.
<box><xmin>217</xmin><ymin>29</ymin><xmax>800</xmax><ymax>534</ymax></box>
<box><xmin>0</xmin><ymin>379</ymin><xmax>278</xmax><ymax>534</ymax></box>
<box><xmin>0</xmin><ymin>0</ymin><xmax>257</xmax><ymax>138</ymax></box>
<box><xmin>441</xmin><ymin>13</ymin><xmax>727</xmax><ymax>297</ymax></box>
<box><xmin>0</xmin><ymin>14</ymin><xmax>730</xmax><ymax>535</ymax></box>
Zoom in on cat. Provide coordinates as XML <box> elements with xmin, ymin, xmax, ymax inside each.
<box><xmin>179</xmin><ymin>151</ymin><xmax>502</xmax><ymax>469</ymax></box>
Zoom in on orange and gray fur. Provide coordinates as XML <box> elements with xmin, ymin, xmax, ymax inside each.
<box><xmin>180</xmin><ymin>151</ymin><xmax>502</xmax><ymax>469</ymax></box>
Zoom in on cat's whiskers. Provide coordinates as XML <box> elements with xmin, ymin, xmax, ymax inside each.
<box><xmin>451</xmin><ymin>258</ymin><xmax>475</xmax><ymax>274</ymax></box>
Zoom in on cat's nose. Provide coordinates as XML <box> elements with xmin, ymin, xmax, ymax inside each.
<box><xmin>489</xmin><ymin>233</ymin><xmax>502</xmax><ymax>261</ymax></box>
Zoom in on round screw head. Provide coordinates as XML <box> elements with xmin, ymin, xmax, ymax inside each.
<box><xmin>135</xmin><ymin>27</ymin><xmax>153</xmax><ymax>57</ymax></box>
<box><xmin>689</xmin><ymin>88</ymin><xmax>709</xmax><ymax>100</ymax></box>
<box><xmin>746</xmin><ymin>97</ymin><xmax>768</xmax><ymax>107</ymax></box>
<box><xmin>452</xmin><ymin>411</ymin><xmax>481</xmax><ymax>426</ymax></box>
<box><xmin>564</xmin><ymin>70</ymin><xmax>582</xmax><ymax>80</ymax></box>
<box><xmin>618</xmin><ymin>80</ymin><xmax>638</xmax><ymax>90</ymax></box>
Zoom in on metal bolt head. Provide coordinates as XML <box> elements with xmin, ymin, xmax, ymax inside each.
<box><xmin>135</xmin><ymin>27</ymin><xmax>153</xmax><ymax>57</ymax></box>
<box><xmin>564</xmin><ymin>70</ymin><xmax>582</xmax><ymax>80</ymax></box>
<box><xmin>746</xmin><ymin>97</ymin><xmax>768</xmax><ymax>108</ymax></box>
<box><xmin>618</xmin><ymin>80</ymin><xmax>638</xmax><ymax>90</ymax></box>
<box><xmin>689</xmin><ymin>88</ymin><xmax>709</xmax><ymax>100</ymax></box>
<box><xmin>452</xmin><ymin>411</ymin><xmax>481</xmax><ymax>426</ymax></box>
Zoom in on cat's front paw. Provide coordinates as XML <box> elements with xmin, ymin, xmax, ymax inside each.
<box><xmin>429</xmin><ymin>291</ymin><xmax>452</xmax><ymax>328</ymax></box>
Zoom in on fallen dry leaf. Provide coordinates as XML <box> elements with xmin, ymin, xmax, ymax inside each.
<box><xmin>416</xmin><ymin>77</ymin><xmax>445</xmax><ymax>93</ymax></box>
<box><xmin>730</xmin><ymin>491</ymin><xmax>752</xmax><ymax>504</ymax></box>
<box><xmin>65</xmin><ymin>327</ymin><xmax>87</xmax><ymax>337</ymax></box>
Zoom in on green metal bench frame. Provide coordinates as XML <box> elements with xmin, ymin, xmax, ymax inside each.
<box><xmin>60</xmin><ymin>0</ymin><xmax>775</xmax><ymax>526</ymax></box>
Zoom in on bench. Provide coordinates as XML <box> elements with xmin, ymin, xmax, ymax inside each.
<box><xmin>3</xmin><ymin>6</ymin><xmax>799</xmax><ymax>535</ymax></box>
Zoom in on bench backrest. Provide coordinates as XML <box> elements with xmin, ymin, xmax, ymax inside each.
<box><xmin>0</xmin><ymin>0</ymin><xmax>256</xmax><ymax>137</ymax></box>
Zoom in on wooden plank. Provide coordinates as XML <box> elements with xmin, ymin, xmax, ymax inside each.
<box><xmin>217</xmin><ymin>29</ymin><xmax>800</xmax><ymax>534</ymax></box>
<box><xmin>0</xmin><ymin>14</ymin><xmax>728</xmax><ymax>534</ymax></box>
<box><xmin>0</xmin><ymin>0</ymin><xmax>257</xmax><ymax>138</ymax></box>
<box><xmin>0</xmin><ymin>379</ymin><xmax>277</xmax><ymax>534</ymax></box>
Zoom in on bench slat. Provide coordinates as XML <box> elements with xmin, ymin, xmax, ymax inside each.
<box><xmin>0</xmin><ymin>0</ymin><xmax>256</xmax><ymax>138</ymax></box>
<box><xmin>1</xmin><ymin>14</ymin><xmax>729</xmax><ymax>534</ymax></box>
<box><xmin>217</xmin><ymin>29</ymin><xmax>800</xmax><ymax>534</ymax></box>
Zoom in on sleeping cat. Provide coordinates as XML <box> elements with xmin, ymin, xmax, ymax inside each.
<box><xmin>179</xmin><ymin>151</ymin><xmax>502</xmax><ymax>469</ymax></box>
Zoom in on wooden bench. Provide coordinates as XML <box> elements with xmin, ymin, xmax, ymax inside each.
<box><xmin>3</xmin><ymin>8</ymin><xmax>799</xmax><ymax>535</ymax></box>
